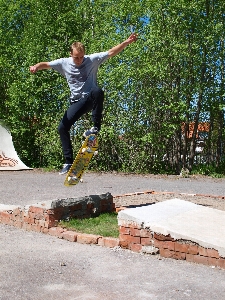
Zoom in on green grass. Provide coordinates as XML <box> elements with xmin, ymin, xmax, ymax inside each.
<box><xmin>59</xmin><ymin>212</ymin><xmax>119</xmax><ymax>238</ymax></box>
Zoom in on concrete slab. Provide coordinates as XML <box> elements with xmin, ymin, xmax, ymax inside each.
<box><xmin>118</xmin><ymin>199</ymin><xmax>225</xmax><ymax>257</ymax></box>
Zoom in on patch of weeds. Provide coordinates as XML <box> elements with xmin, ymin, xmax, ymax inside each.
<box><xmin>59</xmin><ymin>212</ymin><xmax>119</xmax><ymax>238</ymax></box>
<box><xmin>192</xmin><ymin>164</ymin><xmax>225</xmax><ymax>178</ymax></box>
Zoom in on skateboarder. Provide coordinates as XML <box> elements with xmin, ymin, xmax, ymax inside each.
<box><xmin>30</xmin><ymin>33</ymin><xmax>138</xmax><ymax>175</ymax></box>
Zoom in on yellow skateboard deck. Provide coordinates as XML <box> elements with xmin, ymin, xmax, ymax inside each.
<box><xmin>64</xmin><ymin>134</ymin><xmax>98</xmax><ymax>186</ymax></box>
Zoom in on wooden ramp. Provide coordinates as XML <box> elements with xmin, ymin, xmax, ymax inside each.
<box><xmin>0</xmin><ymin>123</ymin><xmax>32</xmax><ymax>170</ymax></box>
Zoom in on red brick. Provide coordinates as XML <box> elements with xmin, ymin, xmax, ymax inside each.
<box><xmin>196</xmin><ymin>193</ymin><xmax>209</xmax><ymax>197</ymax></box>
<box><xmin>144</xmin><ymin>190</ymin><xmax>154</xmax><ymax>194</ymax></box>
<box><xmin>124</xmin><ymin>222</ymin><xmax>142</xmax><ymax>229</ymax></box>
<box><xmin>21</xmin><ymin>211</ymin><xmax>28</xmax><ymax>218</ymax></box>
<box><xmin>48</xmin><ymin>227</ymin><xmax>64</xmax><ymax>238</ymax></box>
<box><xmin>45</xmin><ymin>215</ymin><xmax>58</xmax><ymax>228</ymax></box>
<box><xmin>154</xmin><ymin>233</ymin><xmax>174</xmax><ymax>241</ymax></box>
<box><xmin>116</xmin><ymin>207</ymin><xmax>126</xmax><ymax>212</ymax></box>
<box><xmin>193</xmin><ymin>255</ymin><xmax>209</xmax><ymax>266</ymax></box>
<box><xmin>31</xmin><ymin>224</ymin><xmax>42</xmax><ymax>232</ymax></box>
<box><xmin>217</xmin><ymin>258</ymin><xmax>225</xmax><ymax>269</ymax></box>
<box><xmin>130</xmin><ymin>243</ymin><xmax>142</xmax><ymax>253</ymax></box>
<box><xmin>140</xmin><ymin>229</ymin><xmax>152</xmax><ymax>238</ymax></box>
<box><xmin>198</xmin><ymin>246</ymin><xmax>208</xmax><ymax>256</ymax></box>
<box><xmin>119</xmin><ymin>233</ymin><xmax>129</xmax><ymax>242</ymax></box>
<box><xmin>198</xmin><ymin>246</ymin><xmax>220</xmax><ymax>258</ymax></box>
<box><xmin>119</xmin><ymin>240</ymin><xmax>129</xmax><ymax>249</ymax></box>
<box><xmin>98</xmin><ymin>237</ymin><xmax>105</xmax><ymax>246</ymax></box>
<box><xmin>175</xmin><ymin>242</ymin><xmax>189</xmax><ymax>253</ymax></box>
<box><xmin>13</xmin><ymin>208</ymin><xmax>22</xmax><ymax>216</ymax></box>
<box><xmin>174</xmin><ymin>251</ymin><xmax>186</xmax><ymax>260</ymax></box>
<box><xmin>42</xmin><ymin>227</ymin><xmax>49</xmax><ymax>234</ymax></box>
<box><xmin>12</xmin><ymin>214</ymin><xmax>22</xmax><ymax>221</ymax></box>
<box><xmin>22</xmin><ymin>222</ymin><xmax>33</xmax><ymax>231</ymax></box>
<box><xmin>163</xmin><ymin>192</ymin><xmax>175</xmax><ymax>195</ymax></box>
<box><xmin>207</xmin><ymin>248</ymin><xmax>220</xmax><ymax>259</ymax></box>
<box><xmin>127</xmin><ymin>235</ymin><xmax>141</xmax><ymax>244</ymax></box>
<box><xmin>35</xmin><ymin>219</ymin><xmax>46</xmax><ymax>227</ymax></box>
<box><xmin>0</xmin><ymin>212</ymin><xmax>12</xmax><ymax>225</ymax></box>
<box><xmin>28</xmin><ymin>211</ymin><xmax>35</xmax><ymax>219</ymax></box>
<box><xmin>130</xmin><ymin>227</ymin><xmax>141</xmax><ymax>237</ymax></box>
<box><xmin>46</xmin><ymin>209</ymin><xmax>55</xmax><ymax>215</ymax></box>
<box><xmin>141</xmin><ymin>237</ymin><xmax>152</xmax><ymax>246</ymax></box>
<box><xmin>119</xmin><ymin>226</ymin><xmax>130</xmax><ymax>235</ymax></box>
<box><xmin>23</xmin><ymin>216</ymin><xmax>35</xmax><ymax>224</ymax></box>
<box><xmin>98</xmin><ymin>237</ymin><xmax>119</xmax><ymax>248</ymax></box>
<box><xmin>136</xmin><ymin>192</ymin><xmax>144</xmax><ymax>195</ymax></box>
<box><xmin>77</xmin><ymin>233</ymin><xmax>100</xmax><ymax>244</ymax></box>
<box><xmin>186</xmin><ymin>253</ymin><xmax>195</xmax><ymax>263</ymax></box>
<box><xmin>0</xmin><ymin>211</ymin><xmax>11</xmax><ymax>219</ymax></box>
<box><xmin>154</xmin><ymin>239</ymin><xmax>174</xmax><ymax>250</ymax></box>
<box><xmin>162</xmin><ymin>241</ymin><xmax>175</xmax><ymax>251</ymax></box>
<box><xmin>62</xmin><ymin>231</ymin><xmax>77</xmax><ymax>242</ymax></box>
<box><xmin>188</xmin><ymin>244</ymin><xmax>199</xmax><ymax>255</ymax></box>
<box><xmin>29</xmin><ymin>206</ymin><xmax>45</xmax><ymax>218</ymax></box>
<box><xmin>13</xmin><ymin>220</ymin><xmax>23</xmax><ymax>229</ymax></box>
<box><xmin>160</xmin><ymin>248</ymin><xmax>175</xmax><ymax>258</ymax></box>
<box><xmin>119</xmin><ymin>233</ymin><xmax>140</xmax><ymax>245</ymax></box>
<box><xmin>153</xmin><ymin>239</ymin><xmax>164</xmax><ymax>249</ymax></box>
<box><xmin>105</xmin><ymin>237</ymin><xmax>119</xmax><ymax>248</ymax></box>
<box><xmin>208</xmin><ymin>257</ymin><xmax>219</xmax><ymax>267</ymax></box>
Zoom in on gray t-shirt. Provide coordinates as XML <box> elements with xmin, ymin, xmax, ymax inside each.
<box><xmin>49</xmin><ymin>51</ymin><xmax>109</xmax><ymax>101</ymax></box>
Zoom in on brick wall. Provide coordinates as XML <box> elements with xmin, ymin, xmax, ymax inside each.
<box><xmin>1</xmin><ymin>191</ymin><xmax>225</xmax><ymax>269</ymax></box>
<box><xmin>0</xmin><ymin>193</ymin><xmax>115</xmax><ymax>234</ymax></box>
<box><xmin>118</xmin><ymin>221</ymin><xmax>225</xmax><ymax>269</ymax></box>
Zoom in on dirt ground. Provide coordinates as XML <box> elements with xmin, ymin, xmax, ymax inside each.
<box><xmin>113</xmin><ymin>191</ymin><xmax>225</xmax><ymax>211</ymax></box>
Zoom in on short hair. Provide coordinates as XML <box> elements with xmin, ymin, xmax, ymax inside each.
<box><xmin>70</xmin><ymin>42</ymin><xmax>85</xmax><ymax>54</ymax></box>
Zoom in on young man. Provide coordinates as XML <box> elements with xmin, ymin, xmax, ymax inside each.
<box><xmin>30</xmin><ymin>33</ymin><xmax>138</xmax><ymax>175</ymax></box>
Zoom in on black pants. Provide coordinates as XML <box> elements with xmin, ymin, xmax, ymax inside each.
<box><xmin>58</xmin><ymin>87</ymin><xmax>104</xmax><ymax>164</ymax></box>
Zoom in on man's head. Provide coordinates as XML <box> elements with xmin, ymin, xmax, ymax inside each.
<box><xmin>70</xmin><ymin>42</ymin><xmax>85</xmax><ymax>66</ymax></box>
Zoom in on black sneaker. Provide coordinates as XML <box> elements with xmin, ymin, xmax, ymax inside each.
<box><xmin>83</xmin><ymin>126</ymin><xmax>98</xmax><ymax>138</ymax></box>
<box><xmin>59</xmin><ymin>164</ymin><xmax>72</xmax><ymax>175</ymax></box>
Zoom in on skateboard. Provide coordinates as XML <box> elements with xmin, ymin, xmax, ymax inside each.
<box><xmin>64</xmin><ymin>134</ymin><xmax>98</xmax><ymax>186</ymax></box>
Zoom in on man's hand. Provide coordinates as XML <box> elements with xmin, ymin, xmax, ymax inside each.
<box><xmin>29</xmin><ymin>65</ymin><xmax>38</xmax><ymax>73</ymax></box>
<box><xmin>125</xmin><ymin>33</ymin><xmax>138</xmax><ymax>45</ymax></box>
<box><xmin>108</xmin><ymin>33</ymin><xmax>138</xmax><ymax>58</ymax></box>
<box><xmin>29</xmin><ymin>62</ymin><xmax>51</xmax><ymax>73</ymax></box>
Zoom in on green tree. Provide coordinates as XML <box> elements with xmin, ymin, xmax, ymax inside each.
<box><xmin>0</xmin><ymin>0</ymin><xmax>224</xmax><ymax>174</ymax></box>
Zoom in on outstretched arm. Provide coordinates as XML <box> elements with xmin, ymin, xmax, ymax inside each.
<box><xmin>29</xmin><ymin>62</ymin><xmax>51</xmax><ymax>73</ymax></box>
<box><xmin>108</xmin><ymin>33</ymin><xmax>138</xmax><ymax>58</ymax></box>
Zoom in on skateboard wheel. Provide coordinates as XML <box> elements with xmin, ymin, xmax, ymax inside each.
<box><xmin>68</xmin><ymin>176</ymin><xmax>78</xmax><ymax>183</ymax></box>
<box><xmin>80</xmin><ymin>178</ymin><xmax>83</xmax><ymax>183</ymax></box>
<box><xmin>94</xmin><ymin>151</ymin><xmax>98</xmax><ymax>156</ymax></box>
